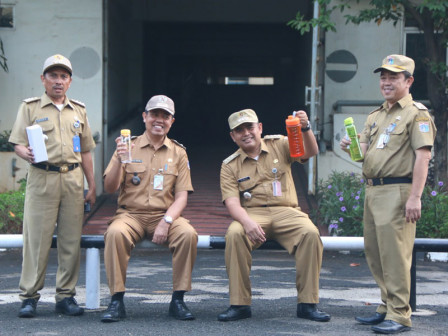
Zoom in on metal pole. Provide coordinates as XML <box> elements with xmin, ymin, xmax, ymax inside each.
<box><xmin>85</xmin><ymin>248</ymin><xmax>101</xmax><ymax>309</ymax></box>
<box><xmin>410</xmin><ymin>249</ymin><xmax>417</xmax><ymax>311</ymax></box>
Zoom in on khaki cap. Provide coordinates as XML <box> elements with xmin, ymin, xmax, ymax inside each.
<box><xmin>374</xmin><ymin>54</ymin><xmax>415</xmax><ymax>75</ymax></box>
<box><xmin>228</xmin><ymin>109</ymin><xmax>259</xmax><ymax>130</ymax></box>
<box><xmin>43</xmin><ymin>54</ymin><xmax>72</xmax><ymax>75</ymax></box>
<box><xmin>145</xmin><ymin>95</ymin><xmax>175</xmax><ymax>115</ymax></box>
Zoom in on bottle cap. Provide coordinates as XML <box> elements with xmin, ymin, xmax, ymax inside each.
<box><xmin>344</xmin><ymin>117</ymin><xmax>354</xmax><ymax>126</ymax></box>
<box><xmin>121</xmin><ymin>129</ymin><xmax>131</xmax><ymax>136</ymax></box>
<box><xmin>285</xmin><ymin>115</ymin><xmax>300</xmax><ymax>126</ymax></box>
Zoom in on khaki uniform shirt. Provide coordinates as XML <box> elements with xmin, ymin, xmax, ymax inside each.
<box><xmin>9</xmin><ymin>93</ymin><xmax>95</xmax><ymax>164</ymax></box>
<box><xmin>104</xmin><ymin>133</ymin><xmax>193</xmax><ymax>212</ymax></box>
<box><xmin>220</xmin><ymin>135</ymin><xmax>304</xmax><ymax>208</ymax></box>
<box><xmin>360</xmin><ymin>94</ymin><xmax>436</xmax><ymax>179</ymax></box>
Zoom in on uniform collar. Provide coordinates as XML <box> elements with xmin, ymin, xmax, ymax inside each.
<box><xmin>237</xmin><ymin>139</ymin><xmax>269</xmax><ymax>161</ymax></box>
<box><xmin>40</xmin><ymin>93</ymin><xmax>72</xmax><ymax>109</ymax></box>
<box><xmin>141</xmin><ymin>132</ymin><xmax>171</xmax><ymax>149</ymax></box>
<box><xmin>382</xmin><ymin>93</ymin><xmax>413</xmax><ymax>111</ymax></box>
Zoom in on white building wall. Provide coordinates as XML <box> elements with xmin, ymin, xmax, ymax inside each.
<box><xmin>0</xmin><ymin>0</ymin><xmax>103</xmax><ymax>192</ymax></box>
<box><xmin>318</xmin><ymin>1</ymin><xmax>404</xmax><ymax>180</ymax></box>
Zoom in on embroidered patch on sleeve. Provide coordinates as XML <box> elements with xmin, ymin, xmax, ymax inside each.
<box><xmin>419</xmin><ymin>122</ymin><xmax>430</xmax><ymax>133</ymax></box>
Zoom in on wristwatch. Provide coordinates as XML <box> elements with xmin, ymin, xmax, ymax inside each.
<box><xmin>163</xmin><ymin>215</ymin><xmax>173</xmax><ymax>224</ymax></box>
<box><xmin>301</xmin><ymin>121</ymin><xmax>311</xmax><ymax>132</ymax></box>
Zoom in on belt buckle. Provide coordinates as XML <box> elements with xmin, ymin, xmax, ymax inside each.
<box><xmin>367</xmin><ymin>179</ymin><xmax>373</xmax><ymax>186</ymax></box>
<box><xmin>59</xmin><ymin>165</ymin><xmax>69</xmax><ymax>173</ymax></box>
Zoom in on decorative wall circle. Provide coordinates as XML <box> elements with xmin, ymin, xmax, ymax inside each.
<box><xmin>70</xmin><ymin>47</ymin><xmax>101</xmax><ymax>79</ymax></box>
<box><xmin>326</xmin><ymin>50</ymin><xmax>358</xmax><ymax>83</ymax></box>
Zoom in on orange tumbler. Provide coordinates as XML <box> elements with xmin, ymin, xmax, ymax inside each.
<box><xmin>285</xmin><ymin>115</ymin><xmax>305</xmax><ymax>157</ymax></box>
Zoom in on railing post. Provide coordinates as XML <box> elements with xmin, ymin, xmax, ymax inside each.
<box><xmin>410</xmin><ymin>248</ymin><xmax>417</xmax><ymax>311</ymax></box>
<box><xmin>85</xmin><ymin>248</ymin><xmax>100</xmax><ymax>309</ymax></box>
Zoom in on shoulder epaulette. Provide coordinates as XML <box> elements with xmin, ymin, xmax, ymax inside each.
<box><xmin>223</xmin><ymin>152</ymin><xmax>240</xmax><ymax>164</ymax></box>
<box><xmin>369</xmin><ymin>105</ymin><xmax>383</xmax><ymax>114</ymax></box>
<box><xmin>23</xmin><ymin>97</ymin><xmax>40</xmax><ymax>103</ymax></box>
<box><xmin>172</xmin><ymin>139</ymin><xmax>186</xmax><ymax>150</ymax></box>
<box><xmin>70</xmin><ymin>99</ymin><xmax>86</xmax><ymax>107</ymax></box>
<box><xmin>264</xmin><ymin>135</ymin><xmax>282</xmax><ymax>140</ymax></box>
<box><xmin>413</xmin><ymin>102</ymin><xmax>427</xmax><ymax>110</ymax></box>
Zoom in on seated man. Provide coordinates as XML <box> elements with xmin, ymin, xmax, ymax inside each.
<box><xmin>101</xmin><ymin>95</ymin><xmax>197</xmax><ymax>322</ymax></box>
<box><xmin>218</xmin><ymin>109</ymin><xmax>330</xmax><ymax>322</ymax></box>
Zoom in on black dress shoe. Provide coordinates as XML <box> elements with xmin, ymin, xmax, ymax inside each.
<box><xmin>18</xmin><ymin>298</ymin><xmax>37</xmax><ymax>318</ymax></box>
<box><xmin>371</xmin><ymin>320</ymin><xmax>411</xmax><ymax>334</ymax></box>
<box><xmin>297</xmin><ymin>303</ymin><xmax>331</xmax><ymax>322</ymax></box>
<box><xmin>101</xmin><ymin>300</ymin><xmax>126</xmax><ymax>323</ymax></box>
<box><xmin>217</xmin><ymin>306</ymin><xmax>251</xmax><ymax>322</ymax></box>
<box><xmin>169</xmin><ymin>299</ymin><xmax>195</xmax><ymax>320</ymax></box>
<box><xmin>355</xmin><ymin>312</ymin><xmax>386</xmax><ymax>325</ymax></box>
<box><xmin>55</xmin><ymin>297</ymin><xmax>84</xmax><ymax>316</ymax></box>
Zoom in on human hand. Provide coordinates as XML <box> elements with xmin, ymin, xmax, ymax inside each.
<box><xmin>339</xmin><ymin>135</ymin><xmax>351</xmax><ymax>151</ymax></box>
<box><xmin>405</xmin><ymin>195</ymin><xmax>421</xmax><ymax>223</ymax></box>
<box><xmin>243</xmin><ymin>220</ymin><xmax>266</xmax><ymax>244</ymax></box>
<box><xmin>152</xmin><ymin>219</ymin><xmax>170</xmax><ymax>245</ymax></box>
<box><xmin>15</xmin><ymin>145</ymin><xmax>35</xmax><ymax>164</ymax></box>
<box><xmin>293</xmin><ymin>110</ymin><xmax>309</xmax><ymax>129</ymax></box>
<box><xmin>84</xmin><ymin>188</ymin><xmax>96</xmax><ymax>208</ymax></box>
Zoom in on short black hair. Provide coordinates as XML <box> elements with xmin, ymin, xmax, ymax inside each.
<box><xmin>403</xmin><ymin>71</ymin><xmax>412</xmax><ymax>79</ymax></box>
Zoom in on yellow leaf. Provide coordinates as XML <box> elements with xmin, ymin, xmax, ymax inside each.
<box><xmin>9</xmin><ymin>211</ymin><xmax>15</xmax><ymax>217</ymax></box>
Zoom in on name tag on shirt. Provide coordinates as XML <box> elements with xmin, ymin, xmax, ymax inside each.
<box><xmin>73</xmin><ymin>135</ymin><xmax>81</xmax><ymax>152</ymax></box>
<box><xmin>272</xmin><ymin>180</ymin><xmax>282</xmax><ymax>196</ymax></box>
<box><xmin>154</xmin><ymin>174</ymin><xmax>164</xmax><ymax>190</ymax></box>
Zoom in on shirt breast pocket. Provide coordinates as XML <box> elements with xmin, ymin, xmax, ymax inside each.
<box><xmin>37</xmin><ymin>120</ymin><xmax>55</xmax><ymax>136</ymax></box>
<box><xmin>388</xmin><ymin>125</ymin><xmax>407</xmax><ymax>150</ymax></box>
<box><xmin>125</xmin><ymin>163</ymin><xmax>147</xmax><ymax>185</ymax></box>
<box><xmin>70</xmin><ymin>120</ymin><xmax>85</xmax><ymax>136</ymax></box>
<box><xmin>162</xmin><ymin>164</ymin><xmax>178</xmax><ymax>187</ymax></box>
<box><xmin>369</xmin><ymin>126</ymin><xmax>379</xmax><ymax>146</ymax></box>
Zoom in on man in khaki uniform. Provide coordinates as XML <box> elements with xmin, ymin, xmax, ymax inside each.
<box><xmin>101</xmin><ymin>95</ymin><xmax>197</xmax><ymax>323</ymax></box>
<box><xmin>340</xmin><ymin>55</ymin><xmax>436</xmax><ymax>334</ymax></box>
<box><xmin>218</xmin><ymin>109</ymin><xmax>330</xmax><ymax>322</ymax></box>
<box><xmin>9</xmin><ymin>54</ymin><xmax>96</xmax><ymax>318</ymax></box>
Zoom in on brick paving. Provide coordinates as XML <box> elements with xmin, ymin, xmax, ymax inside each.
<box><xmin>82</xmin><ymin>145</ymin><xmax>316</xmax><ymax>236</ymax></box>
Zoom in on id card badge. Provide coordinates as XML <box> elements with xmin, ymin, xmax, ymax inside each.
<box><xmin>272</xmin><ymin>180</ymin><xmax>282</xmax><ymax>196</ymax></box>
<box><xmin>376</xmin><ymin>133</ymin><xmax>386</xmax><ymax>149</ymax></box>
<box><xmin>154</xmin><ymin>173</ymin><xmax>164</xmax><ymax>190</ymax></box>
<box><xmin>73</xmin><ymin>134</ymin><xmax>81</xmax><ymax>152</ymax></box>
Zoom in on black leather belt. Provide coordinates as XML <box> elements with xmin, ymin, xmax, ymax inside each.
<box><xmin>32</xmin><ymin>163</ymin><xmax>79</xmax><ymax>173</ymax></box>
<box><xmin>366</xmin><ymin>177</ymin><xmax>412</xmax><ymax>186</ymax></box>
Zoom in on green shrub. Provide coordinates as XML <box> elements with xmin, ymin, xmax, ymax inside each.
<box><xmin>314</xmin><ymin>172</ymin><xmax>448</xmax><ymax>238</ymax></box>
<box><xmin>0</xmin><ymin>130</ymin><xmax>14</xmax><ymax>152</ymax></box>
<box><xmin>312</xmin><ymin>171</ymin><xmax>365</xmax><ymax>236</ymax></box>
<box><xmin>417</xmin><ymin>181</ymin><xmax>448</xmax><ymax>238</ymax></box>
<box><xmin>0</xmin><ymin>179</ymin><xmax>26</xmax><ymax>234</ymax></box>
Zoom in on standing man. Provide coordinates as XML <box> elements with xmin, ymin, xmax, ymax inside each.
<box><xmin>218</xmin><ymin>109</ymin><xmax>330</xmax><ymax>322</ymax></box>
<box><xmin>9</xmin><ymin>54</ymin><xmax>96</xmax><ymax>318</ymax></box>
<box><xmin>101</xmin><ymin>95</ymin><xmax>197</xmax><ymax>323</ymax></box>
<box><xmin>340</xmin><ymin>55</ymin><xmax>436</xmax><ymax>334</ymax></box>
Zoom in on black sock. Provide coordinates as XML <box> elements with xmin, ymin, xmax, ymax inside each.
<box><xmin>172</xmin><ymin>291</ymin><xmax>185</xmax><ymax>301</ymax></box>
<box><xmin>112</xmin><ymin>292</ymin><xmax>124</xmax><ymax>301</ymax></box>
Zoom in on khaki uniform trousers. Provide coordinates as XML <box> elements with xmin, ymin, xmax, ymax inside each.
<box><xmin>19</xmin><ymin>166</ymin><xmax>84</xmax><ymax>302</ymax></box>
<box><xmin>104</xmin><ymin>211</ymin><xmax>198</xmax><ymax>295</ymax></box>
<box><xmin>225</xmin><ymin>206</ymin><xmax>323</xmax><ymax>305</ymax></box>
<box><xmin>364</xmin><ymin>183</ymin><xmax>415</xmax><ymax>327</ymax></box>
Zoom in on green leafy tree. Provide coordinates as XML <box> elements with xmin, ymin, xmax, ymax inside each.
<box><xmin>288</xmin><ymin>0</ymin><xmax>448</xmax><ymax>185</ymax></box>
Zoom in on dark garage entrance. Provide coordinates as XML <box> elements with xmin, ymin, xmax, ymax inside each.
<box><xmin>142</xmin><ymin>22</ymin><xmax>311</xmax><ymax>148</ymax></box>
